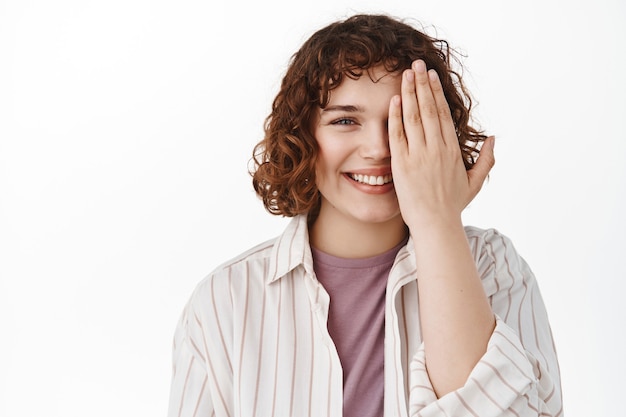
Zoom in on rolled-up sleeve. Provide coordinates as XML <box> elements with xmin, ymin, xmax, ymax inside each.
<box><xmin>408</xmin><ymin>229</ymin><xmax>563</xmax><ymax>416</ymax></box>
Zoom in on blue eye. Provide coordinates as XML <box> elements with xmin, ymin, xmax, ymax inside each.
<box><xmin>332</xmin><ymin>118</ymin><xmax>355</xmax><ymax>125</ymax></box>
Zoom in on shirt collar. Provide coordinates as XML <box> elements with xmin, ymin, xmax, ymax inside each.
<box><xmin>265</xmin><ymin>214</ymin><xmax>419</xmax><ymax>287</ymax></box>
<box><xmin>267</xmin><ymin>215</ymin><xmax>314</xmax><ymax>284</ymax></box>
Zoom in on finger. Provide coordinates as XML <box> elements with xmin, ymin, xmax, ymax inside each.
<box><xmin>412</xmin><ymin>60</ymin><xmax>443</xmax><ymax>147</ymax></box>
<box><xmin>400</xmin><ymin>68</ymin><xmax>425</xmax><ymax>149</ymax></box>
<box><xmin>467</xmin><ymin>136</ymin><xmax>496</xmax><ymax>199</ymax></box>
<box><xmin>428</xmin><ymin>69</ymin><xmax>457</xmax><ymax>147</ymax></box>
<box><xmin>388</xmin><ymin>95</ymin><xmax>408</xmax><ymax>156</ymax></box>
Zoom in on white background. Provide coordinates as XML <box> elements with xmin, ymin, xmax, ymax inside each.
<box><xmin>1</xmin><ymin>0</ymin><xmax>624</xmax><ymax>415</ymax></box>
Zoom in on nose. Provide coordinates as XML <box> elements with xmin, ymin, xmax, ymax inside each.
<box><xmin>359</xmin><ymin>122</ymin><xmax>391</xmax><ymax>161</ymax></box>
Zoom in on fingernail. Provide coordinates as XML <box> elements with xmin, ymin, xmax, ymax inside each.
<box><xmin>404</xmin><ymin>69</ymin><xmax>414</xmax><ymax>81</ymax></box>
<box><xmin>428</xmin><ymin>69</ymin><xmax>438</xmax><ymax>81</ymax></box>
<box><xmin>414</xmin><ymin>60</ymin><xmax>426</xmax><ymax>73</ymax></box>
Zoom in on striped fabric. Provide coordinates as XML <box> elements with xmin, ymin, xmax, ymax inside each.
<box><xmin>168</xmin><ymin>215</ymin><xmax>563</xmax><ymax>417</ymax></box>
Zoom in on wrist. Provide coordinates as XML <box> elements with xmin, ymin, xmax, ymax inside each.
<box><xmin>404</xmin><ymin>210</ymin><xmax>464</xmax><ymax>235</ymax></box>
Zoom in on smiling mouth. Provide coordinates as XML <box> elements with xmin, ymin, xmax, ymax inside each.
<box><xmin>348</xmin><ymin>173</ymin><xmax>393</xmax><ymax>186</ymax></box>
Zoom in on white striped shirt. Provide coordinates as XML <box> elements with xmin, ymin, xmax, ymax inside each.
<box><xmin>168</xmin><ymin>215</ymin><xmax>563</xmax><ymax>417</ymax></box>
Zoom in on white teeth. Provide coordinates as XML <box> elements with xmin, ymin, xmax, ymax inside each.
<box><xmin>349</xmin><ymin>173</ymin><xmax>393</xmax><ymax>185</ymax></box>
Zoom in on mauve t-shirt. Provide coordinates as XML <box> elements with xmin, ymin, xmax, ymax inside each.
<box><xmin>311</xmin><ymin>238</ymin><xmax>407</xmax><ymax>417</ymax></box>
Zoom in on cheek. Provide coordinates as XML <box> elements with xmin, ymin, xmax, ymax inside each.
<box><xmin>313</xmin><ymin>130</ymin><xmax>353</xmax><ymax>185</ymax></box>
<box><xmin>314</xmin><ymin>148</ymin><xmax>340</xmax><ymax>191</ymax></box>
<box><xmin>313</xmin><ymin>155</ymin><xmax>329</xmax><ymax>188</ymax></box>
<box><xmin>315</xmin><ymin>145</ymin><xmax>341</xmax><ymax>177</ymax></box>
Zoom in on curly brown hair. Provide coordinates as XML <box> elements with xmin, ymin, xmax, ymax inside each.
<box><xmin>251</xmin><ymin>14</ymin><xmax>486</xmax><ymax>217</ymax></box>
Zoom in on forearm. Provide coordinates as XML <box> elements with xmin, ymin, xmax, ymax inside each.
<box><xmin>409</xmin><ymin>214</ymin><xmax>495</xmax><ymax>398</ymax></box>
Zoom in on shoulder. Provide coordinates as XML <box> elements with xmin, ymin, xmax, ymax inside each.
<box><xmin>175</xmin><ymin>236</ymin><xmax>279</xmax><ymax>332</ymax></box>
<box><xmin>186</xmin><ymin>215</ymin><xmax>309</xmax><ymax>307</ymax></box>
<box><xmin>213</xmin><ymin>237</ymin><xmax>277</xmax><ymax>275</ymax></box>
<box><xmin>463</xmin><ymin>225</ymin><xmax>535</xmax><ymax>295</ymax></box>
<box><xmin>191</xmin><ymin>237</ymin><xmax>277</xmax><ymax>297</ymax></box>
<box><xmin>463</xmin><ymin>225</ymin><xmax>520</xmax><ymax>260</ymax></box>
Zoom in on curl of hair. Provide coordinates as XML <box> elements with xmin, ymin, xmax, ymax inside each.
<box><xmin>252</xmin><ymin>14</ymin><xmax>487</xmax><ymax>217</ymax></box>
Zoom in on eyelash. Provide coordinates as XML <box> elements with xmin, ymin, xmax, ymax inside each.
<box><xmin>331</xmin><ymin>118</ymin><xmax>357</xmax><ymax>126</ymax></box>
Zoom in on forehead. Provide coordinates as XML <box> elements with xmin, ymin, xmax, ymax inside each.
<box><xmin>326</xmin><ymin>66</ymin><xmax>402</xmax><ymax>105</ymax></box>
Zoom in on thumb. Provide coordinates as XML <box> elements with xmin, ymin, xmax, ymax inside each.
<box><xmin>467</xmin><ymin>136</ymin><xmax>496</xmax><ymax>199</ymax></box>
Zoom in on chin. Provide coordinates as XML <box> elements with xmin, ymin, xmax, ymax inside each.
<box><xmin>350</xmin><ymin>207</ymin><xmax>402</xmax><ymax>225</ymax></box>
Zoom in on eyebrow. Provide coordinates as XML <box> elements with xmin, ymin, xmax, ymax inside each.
<box><xmin>321</xmin><ymin>105</ymin><xmax>364</xmax><ymax>113</ymax></box>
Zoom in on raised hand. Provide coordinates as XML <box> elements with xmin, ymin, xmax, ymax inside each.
<box><xmin>388</xmin><ymin>59</ymin><xmax>495</xmax><ymax>231</ymax></box>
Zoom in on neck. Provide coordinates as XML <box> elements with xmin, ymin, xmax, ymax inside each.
<box><xmin>309</xmin><ymin>205</ymin><xmax>408</xmax><ymax>259</ymax></box>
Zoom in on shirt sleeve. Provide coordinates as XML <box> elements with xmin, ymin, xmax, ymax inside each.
<box><xmin>167</xmin><ymin>302</ymin><xmax>215</xmax><ymax>417</ymax></box>
<box><xmin>407</xmin><ymin>229</ymin><xmax>563</xmax><ymax>417</ymax></box>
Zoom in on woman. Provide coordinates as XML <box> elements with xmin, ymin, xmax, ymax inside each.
<box><xmin>168</xmin><ymin>14</ymin><xmax>562</xmax><ymax>417</ymax></box>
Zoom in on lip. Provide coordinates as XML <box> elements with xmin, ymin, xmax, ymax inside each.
<box><xmin>342</xmin><ymin>172</ymin><xmax>395</xmax><ymax>194</ymax></box>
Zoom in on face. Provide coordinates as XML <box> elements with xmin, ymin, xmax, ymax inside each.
<box><xmin>313</xmin><ymin>66</ymin><xmax>403</xmax><ymax>228</ymax></box>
